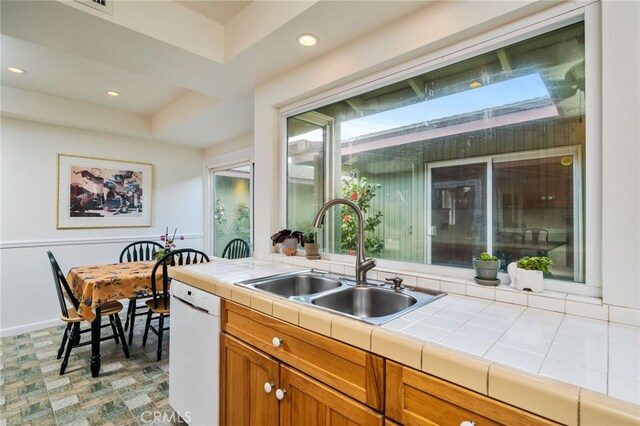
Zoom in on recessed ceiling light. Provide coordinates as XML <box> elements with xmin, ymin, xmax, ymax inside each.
<box><xmin>7</xmin><ymin>67</ymin><xmax>26</xmax><ymax>74</ymax></box>
<box><xmin>297</xmin><ymin>34</ymin><xmax>318</xmax><ymax>47</ymax></box>
<box><xmin>469</xmin><ymin>81</ymin><xmax>482</xmax><ymax>89</ymax></box>
<box><xmin>106</xmin><ymin>90</ymin><xmax>120</xmax><ymax>97</ymax></box>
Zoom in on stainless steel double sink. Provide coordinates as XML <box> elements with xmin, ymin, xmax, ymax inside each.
<box><xmin>236</xmin><ymin>270</ymin><xmax>445</xmax><ymax>325</ymax></box>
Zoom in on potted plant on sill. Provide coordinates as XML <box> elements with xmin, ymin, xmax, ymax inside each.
<box><xmin>303</xmin><ymin>231</ymin><xmax>320</xmax><ymax>260</ymax></box>
<box><xmin>508</xmin><ymin>256</ymin><xmax>553</xmax><ymax>293</ymax></box>
<box><xmin>472</xmin><ymin>252</ymin><xmax>501</xmax><ymax>285</ymax></box>
<box><xmin>270</xmin><ymin>229</ymin><xmax>305</xmax><ymax>256</ymax></box>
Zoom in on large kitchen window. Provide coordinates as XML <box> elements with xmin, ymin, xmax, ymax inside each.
<box><xmin>287</xmin><ymin>22</ymin><xmax>587</xmax><ymax>283</ymax></box>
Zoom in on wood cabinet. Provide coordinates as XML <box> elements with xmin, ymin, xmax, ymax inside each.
<box><xmin>221</xmin><ymin>300</ymin><xmax>561</xmax><ymax>426</ymax></box>
<box><xmin>385</xmin><ymin>361</ymin><xmax>558</xmax><ymax>426</ymax></box>
<box><xmin>221</xmin><ymin>302</ymin><xmax>383</xmax><ymax>426</ymax></box>
<box><xmin>222</xmin><ymin>300</ymin><xmax>384</xmax><ymax>411</ymax></box>
<box><xmin>280</xmin><ymin>365</ymin><xmax>383</xmax><ymax>426</ymax></box>
<box><xmin>220</xmin><ymin>333</ymin><xmax>279</xmax><ymax>426</ymax></box>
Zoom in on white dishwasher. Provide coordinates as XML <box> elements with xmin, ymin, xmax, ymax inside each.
<box><xmin>169</xmin><ymin>280</ymin><xmax>221</xmax><ymax>426</ymax></box>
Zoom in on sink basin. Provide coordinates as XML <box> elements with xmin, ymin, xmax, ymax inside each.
<box><xmin>240</xmin><ymin>272</ymin><xmax>344</xmax><ymax>297</ymax></box>
<box><xmin>237</xmin><ymin>270</ymin><xmax>445</xmax><ymax>325</ymax></box>
<box><xmin>311</xmin><ymin>287</ymin><xmax>417</xmax><ymax>318</ymax></box>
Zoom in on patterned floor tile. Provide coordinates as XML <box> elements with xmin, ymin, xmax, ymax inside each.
<box><xmin>1</xmin><ymin>322</ymin><xmax>175</xmax><ymax>426</ymax></box>
<box><xmin>20</xmin><ymin>399</ymin><xmax>54</xmax><ymax>422</ymax></box>
<box><xmin>50</xmin><ymin>395</ymin><xmax>79</xmax><ymax>412</ymax></box>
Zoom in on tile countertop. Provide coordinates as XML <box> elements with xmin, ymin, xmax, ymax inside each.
<box><xmin>169</xmin><ymin>258</ymin><xmax>640</xmax><ymax>426</ymax></box>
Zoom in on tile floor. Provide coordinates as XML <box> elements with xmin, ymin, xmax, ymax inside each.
<box><xmin>0</xmin><ymin>319</ymin><xmax>178</xmax><ymax>425</ymax></box>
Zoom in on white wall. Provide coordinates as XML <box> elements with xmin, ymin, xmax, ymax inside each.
<box><xmin>203</xmin><ymin>133</ymin><xmax>253</xmax><ymax>159</ymax></box>
<box><xmin>601</xmin><ymin>0</ymin><xmax>640</xmax><ymax>308</ymax></box>
<box><xmin>253</xmin><ymin>1</ymin><xmax>640</xmax><ymax>309</ymax></box>
<box><xmin>0</xmin><ymin>118</ymin><xmax>205</xmax><ymax>335</ymax></box>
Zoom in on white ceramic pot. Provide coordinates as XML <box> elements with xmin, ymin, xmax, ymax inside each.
<box><xmin>279</xmin><ymin>237</ymin><xmax>298</xmax><ymax>256</ymax></box>
<box><xmin>508</xmin><ymin>262</ymin><xmax>544</xmax><ymax>292</ymax></box>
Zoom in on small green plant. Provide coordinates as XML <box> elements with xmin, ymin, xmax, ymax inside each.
<box><xmin>477</xmin><ymin>252</ymin><xmax>498</xmax><ymax>261</ymax></box>
<box><xmin>517</xmin><ymin>256</ymin><xmax>553</xmax><ymax>273</ymax></box>
<box><xmin>305</xmin><ymin>231</ymin><xmax>317</xmax><ymax>244</ymax></box>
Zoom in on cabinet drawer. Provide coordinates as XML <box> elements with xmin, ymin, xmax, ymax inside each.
<box><xmin>386</xmin><ymin>361</ymin><xmax>558</xmax><ymax>426</ymax></box>
<box><xmin>222</xmin><ymin>300</ymin><xmax>384</xmax><ymax>411</ymax></box>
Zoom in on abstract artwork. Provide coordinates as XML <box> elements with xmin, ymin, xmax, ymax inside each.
<box><xmin>57</xmin><ymin>154</ymin><xmax>153</xmax><ymax>228</ymax></box>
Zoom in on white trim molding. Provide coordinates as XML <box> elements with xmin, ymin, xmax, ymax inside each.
<box><xmin>0</xmin><ymin>318</ymin><xmax>61</xmax><ymax>338</ymax></box>
<box><xmin>0</xmin><ymin>233</ymin><xmax>204</xmax><ymax>250</ymax></box>
<box><xmin>204</xmin><ymin>147</ymin><xmax>254</xmax><ymax>170</ymax></box>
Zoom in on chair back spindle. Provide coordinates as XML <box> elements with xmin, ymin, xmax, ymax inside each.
<box><xmin>221</xmin><ymin>238</ymin><xmax>250</xmax><ymax>259</ymax></box>
<box><xmin>150</xmin><ymin>248</ymin><xmax>210</xmax><ymax>309</ymax></box>
<box><xmin>119</xmin><ymin>241</ymin><xmax>163</xmax><ymax>263</ymax></box>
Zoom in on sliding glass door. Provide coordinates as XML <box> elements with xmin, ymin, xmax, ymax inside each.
<box><xmin>427</xmin><ymin>161</ymin><xmax>487</xmax><ymax>267</ymax></box>
<box><xmin>211</xmin><ymin>164</ymin><xmax>252</xmax><ymax>257</ymax></box>
<box><xmin>427</xmin><ymin>147</ymin><xmax>581</xmax><ymax>281</ymax></box>
<box><xmin>492</xmin><ymin>151</ymin><xmax>581</xmax><ymax>280</ymax></box>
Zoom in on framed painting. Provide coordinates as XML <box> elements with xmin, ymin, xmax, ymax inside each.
<box><xmin>57</xmin><ymin>154</ymin><xmax>153</xmax><ymax>229</ymax></box>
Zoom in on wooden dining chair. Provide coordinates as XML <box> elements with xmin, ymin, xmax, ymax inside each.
<box><xmin>221</xmin><ymin>238</ymin><xmax>250</xmax><ymax>259</ymax></box>
<box><xmin>143</xmin><ymin>248</ymin><xmax>210</xmax><ymax>361</ymax></box>
<box><xmin>119</xmin><ymin>240</ymin><xmax>163</xmax><ymax>345</ymax></box>
<box><xmin>47</xmin><ymin>251</ymin><xmax>129</xmax><ymax>375</ymax></box>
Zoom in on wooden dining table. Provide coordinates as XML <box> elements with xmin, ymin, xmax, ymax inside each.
<box><xmin>66</xmin><ymin>261</ymin><xmax>162</xmax><ymax>377</ymax></box>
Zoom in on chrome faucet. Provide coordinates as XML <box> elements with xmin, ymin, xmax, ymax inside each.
<box><xmin>312</xmin><ymin>198</ymin><xmax>376</xmax><ymax>285</ymax></box>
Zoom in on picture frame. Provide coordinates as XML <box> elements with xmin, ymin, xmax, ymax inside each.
<box><xmin>57</xmin><ymin>154</ymin><xmax>153</xmax><ymax>229</ymax></box>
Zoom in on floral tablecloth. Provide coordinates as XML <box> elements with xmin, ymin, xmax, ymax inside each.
<box><xmin>66</xmin><ymin>261</ymin><xmax>162</xmax><ymax>322</ymax></box>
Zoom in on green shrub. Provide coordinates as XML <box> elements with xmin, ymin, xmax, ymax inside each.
<box><xmin>477</xmin><ymin>252</ymin><xmax>498</xmax><ymax>261</ymax></box>
<box><xmin>516</xmin><ymin>256</ymin><xmax>553</xmax><ymax>273</ymax></box>
<box><xmin>340</xmin><ymin>176</ymin><xmax>384</xmax><ymax>256</ymax></box>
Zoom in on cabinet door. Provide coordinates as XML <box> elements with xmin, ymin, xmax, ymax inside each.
<box><xmin>220</xmin><ymin>333</ymin><xmax>280</xmax><ymax>426</ymax></box>
<box><xmin>386</xmin><ymin>361</ymin><xmax>557</xmax><ymax>426</ymax></box>
<box><xmin>223</xmin><ymin>301</ymin><xmax>384</xmax><ymax>411</ymax></box>
<box><xmin>280</xmin><ymin>364</ymin><xmax>383</xmax><ymax>426</ymax></box>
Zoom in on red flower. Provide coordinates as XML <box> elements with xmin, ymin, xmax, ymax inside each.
<box><xmin>343</xmin><ymin>215</ymin><xmax>351</xmax><ymax>222</ymax></box>
<box><xmin>351</xmin><ymin>192</ymin><xmax>358</xmax><ymax>200</ymax></box>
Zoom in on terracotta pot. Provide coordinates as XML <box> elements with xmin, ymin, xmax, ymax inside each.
<box><xmin>304</xmin><ymin>243</ymin><xmax>320</xmax><ymax>260</ymax></box>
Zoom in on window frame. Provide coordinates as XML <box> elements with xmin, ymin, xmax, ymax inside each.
<box><xmin>280</xmin><ymin>3</ymin><xmax>601</xmax><ymax>297</ymax></box>
<box><xmin>204</xmin><ymin>148</ymin><xmax>254</xmax><ymax>257</ymax></box>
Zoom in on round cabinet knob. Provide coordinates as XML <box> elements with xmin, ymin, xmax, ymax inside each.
<box><xmin>460</xmin><ymin>421</ymin><xmax>476</xmax><ymax>426</ymax></box>
<box><xmin>272</xmin><ymin>337</ymin><xmax>284</xmax><ymax>348</ymax></box>
<box><xmin>275</xmin><ymin>388</ymin><xmax>286</xmax><ymax>400</ymax></box>
<box><xmin>263</xmin><ymin>382</ymin><xmax>274</xmax><ymax>393</ymax></box>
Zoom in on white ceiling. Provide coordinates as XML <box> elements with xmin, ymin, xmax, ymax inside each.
<box><xmin>1</xmin><ymin>0</ymin><xmax>429</xmax><ymax>148</ymax></box>
<box><xmin>176</xmin><ymin>1</ymin><xmax>251</xmax><ymax>24</ymax></box>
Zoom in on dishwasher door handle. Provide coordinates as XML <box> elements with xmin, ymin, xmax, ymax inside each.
<box><xmin>172</xmin><ymin>295</ymin><xmax>210</xmax><ymax>314</ymax></box>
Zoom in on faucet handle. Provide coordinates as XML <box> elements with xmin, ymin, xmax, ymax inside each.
<box><xmin>385</xmin><ymin>276</ymin><xmax>405</xmax><ymax>290</ymax></box>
